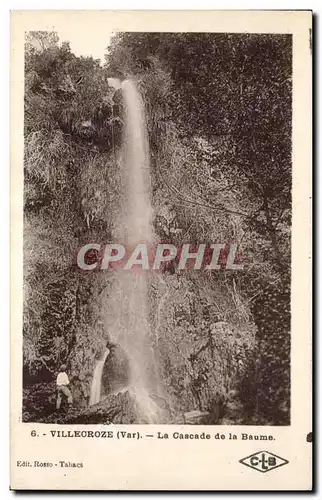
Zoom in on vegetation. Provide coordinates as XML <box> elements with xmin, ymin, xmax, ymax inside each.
<box><xmin>23</xmin><ymin>31</ymin><xmax>291</xmax><ymax>424</ymax></box>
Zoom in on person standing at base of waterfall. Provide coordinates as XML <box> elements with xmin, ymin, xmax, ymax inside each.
<box><xmin>56</xmin><ymin>364</ymin><xmax>73</xmax><ymax>410</ymax></box>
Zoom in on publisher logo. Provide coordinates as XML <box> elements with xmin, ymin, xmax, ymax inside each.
<box><xmin>239</xmin><ymin>451</ymin><xmax>288</xmax><ymax>473</ymax></box>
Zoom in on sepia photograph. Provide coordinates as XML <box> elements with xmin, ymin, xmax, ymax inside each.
<box><xmin>10</xmin><ymin>9</ymin><xmax>312</xmax><ymax>491</ymax></box>
<box><xmin>22</xmin><ymin>29</ymin><xmax>292</xmax><ymax>426</ymax></box>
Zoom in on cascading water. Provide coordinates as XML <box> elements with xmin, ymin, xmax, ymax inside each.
<box><xmin>89</xmin><ymin>349</ymin><xmax>109</xmax><ymax>406</ymax></box>
<box><xmin>89</xmin><ymin>79</ymin><xmax>165</xmax><ymax>422</ymax></box>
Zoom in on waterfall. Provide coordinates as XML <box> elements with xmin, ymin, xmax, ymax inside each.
<box><xmin>89</xmin><ymin>349</ymin><xmax>109</xmax><ymax>406</ymax></box>
<box><xmin>89</xmin><ymin>78</ymin><xmax>165</xmax><ymax>422</ymax></box>
<box><xmin>117</xmin><ymin>79</ymin><xmax>161</xmax><ymax>421</ymax></box>
<box><xmin>121</xmin><ymin>79</ymin><xmax>153</xmax><ymax>245</ymax></box>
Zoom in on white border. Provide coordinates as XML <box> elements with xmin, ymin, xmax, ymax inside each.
<box><xmin>3</xmin><ymin>2</ymin><xmax>319</xmax><ymax>497</ymax></box>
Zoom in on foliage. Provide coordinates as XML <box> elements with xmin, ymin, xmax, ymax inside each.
<box><xmin>23</xmin><ymin>31</ymin><xmax>292</xmax><ymax>425</ymax></box>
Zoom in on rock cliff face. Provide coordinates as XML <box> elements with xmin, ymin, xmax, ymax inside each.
<box><xmin>23</xmin><ymin>266</ymin><xmax>256</xmax><ymax>425</ymax></box>
<box><xmin>148</xmin><ymin>270</ymin><xmax>256</xmax><ymax>421</ymax></box>
<box><xmin>23</xmin><ymin>33</ymin><xmax>291</xmax><ymax>425</ymax></box>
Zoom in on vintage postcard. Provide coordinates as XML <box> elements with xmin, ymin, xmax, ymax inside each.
<box><xmin>10</xmin><ymin>10</ymin><xmax>312</xmax><ymax>490</ymax></box>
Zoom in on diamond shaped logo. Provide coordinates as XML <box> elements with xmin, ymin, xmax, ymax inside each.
<box><xmin>239</xmin><ymin>451</ymin><xmax>288</xmax><ymax>473</ymax></box>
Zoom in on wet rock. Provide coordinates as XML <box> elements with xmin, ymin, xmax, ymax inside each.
<box><xmin>61</xmin><ymin>391</ymin><xmax>138</xmax><ymax>424</ymax></box>
<box><xmin>101</xmin><ymin>344</ymin><xmax>132</xmax><ymax>395</ymax></box>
